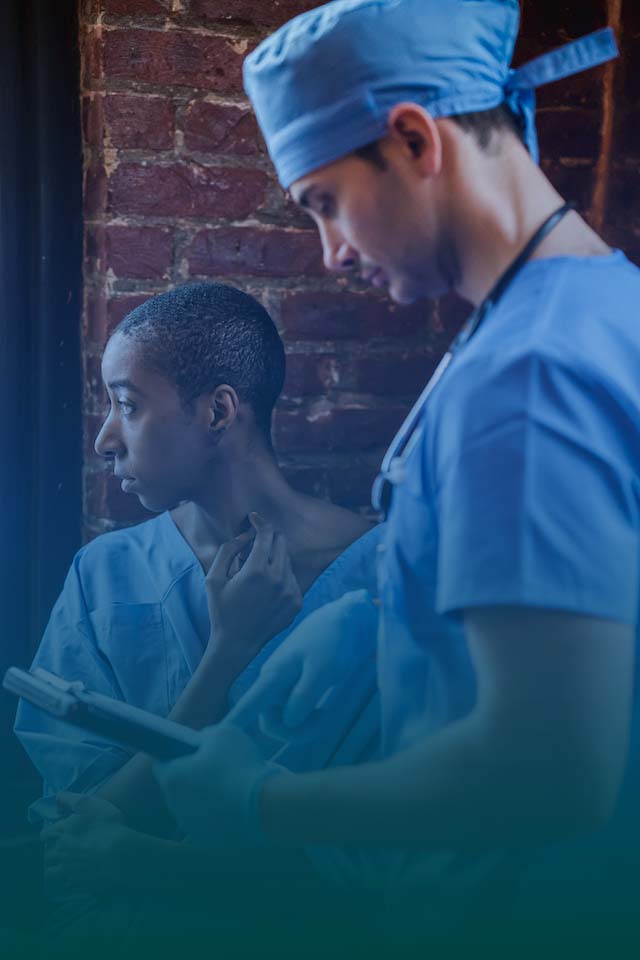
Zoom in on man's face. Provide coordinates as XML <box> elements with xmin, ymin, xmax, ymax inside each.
<box><xmin>289</xmin><ymin>145</ymin><xmax>455</xmax><ymax>304</ymax></box>
<box><xmin>94</xmin><ymin>333</ymin><xmax>209</xmax><ymax>513</ymax></box>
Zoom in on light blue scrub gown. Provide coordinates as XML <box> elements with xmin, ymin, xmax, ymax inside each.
<box><xmin>14</xmin><ymin>513</ymin><xmax>383</xmax><ymax>812</ymax></box>
<box><xmin>378</xmin><ymin>251</ymin><xmax>640</xmax><ymax>941</ymax></box>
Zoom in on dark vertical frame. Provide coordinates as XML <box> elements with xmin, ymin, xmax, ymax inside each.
<box><xmin>0</xmin><ymin>0</ymin><xmax>83</xmax><ymax>797</ymax></box>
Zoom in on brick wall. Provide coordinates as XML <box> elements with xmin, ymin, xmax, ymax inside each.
<box><xmin>79</xmin><ymin>0</ymin><xmax>639</xmax><ymax>538</ymax></box>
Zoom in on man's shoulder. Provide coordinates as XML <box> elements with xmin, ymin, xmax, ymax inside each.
<box><xmin>519</xmin><ymin>251</ymin><xmax>640</xmax><ymax>333</ymax></box>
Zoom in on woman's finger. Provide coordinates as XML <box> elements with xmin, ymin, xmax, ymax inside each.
<box><xmin>244</xmin><ymin>512</ymin><xmax>275</xmax><ymax>571</ymax></box>
<box><xmin>269</xmin><ymin>530</ymin><xmax>288</xmax><ymax>573</ymax></box>
<box><xmin>207</xmin><ymin>533</ymin><xmax>253</xmax><ymax>585</ymax></box>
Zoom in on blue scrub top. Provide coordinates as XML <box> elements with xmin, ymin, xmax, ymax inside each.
<box><xmin>15</xmin><ymin>513</ymin><xmax>384</xmax><ymax>809</ymax></box>
<box><xmin>377</xmin><ymin>250</ymin><xmax>640</xmax><ymax>930</ymax></box>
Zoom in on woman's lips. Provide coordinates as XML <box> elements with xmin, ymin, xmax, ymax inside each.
<box><xmin>120</xmin><ymin>477</ymin><xmax>136</xmax><ymax>492</ymax></box>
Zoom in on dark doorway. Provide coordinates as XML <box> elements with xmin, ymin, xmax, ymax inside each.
<box><xmin>0</xmin><ymin>0</ymin><xmax>83</xmax><ymax>823</ymax></box>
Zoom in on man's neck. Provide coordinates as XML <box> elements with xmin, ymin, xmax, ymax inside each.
<box><xmin>450</xmin><ymin>138</ymin><xmax>611</xmax><ymax>308</ymax></box>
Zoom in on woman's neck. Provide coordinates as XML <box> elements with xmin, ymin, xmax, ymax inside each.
<box><xmin>171</xmin><ymin>455</ymin><xmax>305</xmax><ymax>567</ymax></box>
<box><xmin>171</xmin><ymin>453</ymin><xmax>372</xmax><ymax>590</ymax></box>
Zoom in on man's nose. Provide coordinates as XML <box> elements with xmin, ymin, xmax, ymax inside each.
<box><xmin>320</xmin><ymin>223</ymin><xmax>357</xmax><ymax>273</ymax></box>
<box><xmin>94</xmin><ymin>414</ymin><xmax>124</xmax><ymax>459</ymax></box>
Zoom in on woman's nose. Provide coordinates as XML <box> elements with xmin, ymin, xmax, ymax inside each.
<box><xmin>94</xmin><ymin>414</ymin><xmax>123</xmax><ymax>459</ymax></box>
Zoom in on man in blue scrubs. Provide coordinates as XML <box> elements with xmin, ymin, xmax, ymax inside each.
<box><xmin>155</xmin><ymin>1</ymin><xmax>640</xmax><ymax>948</ymax></box>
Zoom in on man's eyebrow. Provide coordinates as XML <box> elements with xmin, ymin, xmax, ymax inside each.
<box><xmin>107</xmin><ymin>379</ymin><xmax>145</xmax><ymax>396</ymax></box>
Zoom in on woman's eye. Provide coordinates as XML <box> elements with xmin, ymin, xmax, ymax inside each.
<box><xmin>116</xmin><ymin>399</ymin><xmax>135</xmax><ymax>415</ymax></box>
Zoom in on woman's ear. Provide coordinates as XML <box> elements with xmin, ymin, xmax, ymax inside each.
<box><xmin>208</xmin><ymin>384</ymin><xmax>239</xmax><ymax>435</ymax></box>
<box><xmin>387</xmin><ymin>102</ymin><xmax>442</xmax><ymax>177</ymax></box>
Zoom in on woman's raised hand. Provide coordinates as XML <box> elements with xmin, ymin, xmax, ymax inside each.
<box><xmin>204</xmin><ymin>512</ymin><xmax>303</xmax><ymax>678</ymax></box>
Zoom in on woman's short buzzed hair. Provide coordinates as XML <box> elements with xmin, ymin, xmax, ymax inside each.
<box><xmin>115</xmin><ymin>282</ymin><xmax>286</xmax><ymax>444</ymax></box>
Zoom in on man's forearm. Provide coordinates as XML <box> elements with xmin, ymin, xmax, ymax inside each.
<box><xmin>260</xmin><ymin>708</ymin><xmax>599</xmax><ymax>852</ymax></box>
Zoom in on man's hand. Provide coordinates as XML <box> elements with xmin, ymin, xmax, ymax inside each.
<box><xmin>41</xmin><ymin>793</ymin><xmax>131</xmax><ymax>895</ymax></box>
<box><xmin>205</xmin><ymin>513</ymin><xmax>303</xmax><ymax>678</ymax></box>
<box><xmin>228</xmin><ymin>589</ymin><xmax>378</xmax><ymax>741</ymax></box>
<box><xmin>153</xmin><ymin>725</ymin><xmax>284</xmax><ymax>849</ymax></box>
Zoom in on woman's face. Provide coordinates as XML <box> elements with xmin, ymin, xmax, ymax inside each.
<box><xmin>94</xmin><ymin>333</ymin><xmax>210</xmax><ymax>513</ymax></box>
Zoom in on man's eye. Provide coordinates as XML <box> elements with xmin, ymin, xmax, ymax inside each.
<box><xmin>318</xmin><ymin>199</ymin><xmax>335</xmax><ymax>217</ymax></box>
<box><xmin>116</xmin><ymin>399</ymin><xmax>135</xmax><ymax>415</ymax></box>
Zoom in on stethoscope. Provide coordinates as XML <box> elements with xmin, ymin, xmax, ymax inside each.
<box><xmin>371</xmin><ymin>202</ymin><xmax>575</xmax><ymax>520</ymax></box>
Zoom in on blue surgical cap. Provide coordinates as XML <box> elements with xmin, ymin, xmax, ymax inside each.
<box><xmin>243</xmin><ymin>0</ymin><xmax>618</xmax><ymax>188</ymax></box>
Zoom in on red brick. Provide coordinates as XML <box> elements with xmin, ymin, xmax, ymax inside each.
<box><xmin>607</xmin><ymin>168</ymin><xmax>640</xmax><ymax>227</ymax></box>
<box><xmin>517</xmin><ymin>0</ymin><xmax>608</xmax><ymax>45</ymax></box>
<box><xmin>537</xmin><ymin>108</ymin><xmax>602</xmax><ymax>160</ymax></box>
<box><xmin>105</xmin><ymin>225</ymin><xmax>173</xmax><ymax>279</ymax></box>
<box><xmin>619</xmin><ymin>37</ymin><xmax>640</xmax><ymax>111</ymax></box>
<box><xmin>187</xmin><ymin>226</ymin><xmax>324</xmax><ymax>277</ymax></box>
<box><xmin>86</xmin><ymin>291</ymin><xmax>157</xmax><ymax>350</ymax></box>
<box><xmin>615</xmin><ymin>36</ymin><xmax>640</xmax><ymax>153</ymax></box>
<box><xmin>85</xmin><ymin>470</ymin><xmax>153</xmax><ymax>524</ymax></box>
<box><xmin>540</xmin><ymin>160</ymin><xmax>596</xmax><ymax>213</ymax></box>
<box><xmin>104</xmin><ymin>94</ymin><xmax>174</xmax><ymax>150</ymax></box>
<box><xmin>102</xmin><ymin>0</ymin><xmax>172</xmax><ymax>15</ymax></box>
<box><xmin>281</xmin><ymin>462</ymin><xmax>379</xmax><ymax>508</ymax></box>
<box><xmin>615</xmin><ymin>108</ymin><xmax>640</xmax><ymax>161</ymax></box>
<box><xmin>351</xmin><ymin>355</ymin><xmax>437</xmax><ymax>397</ymax></box>
<box><xmin>85</xmin><ymin>289</ymin><xmax>108</xmax><ymax>344</ymax></box>
<box><xmin>109</xmin><ymin>162</ymin><xmax>267</xmax><ymax>218</ymax></box>
<box><xmin>82</xmin><ymin>95</ymin><xmax>104</xmax><ymax>148</ymax></box>
<box><xmin>80</xmin><ymin>0</ymin><xmax>102</xmax><ymax>23</ymax></box>
<box><xmin>274</xmin><ymin>404</ymin><xmax>407</xmax><ymax>453</ymax></box>
<box><xmin>183</xmin><ymin>101</ymin><xmax>262</xmax><ymax>155</ymax></box>
<box><xmin>282</xmin><ymin>352</ymin><xmax>437</xmax><ymax>398</ymax></box>
<box><xmin>84</xmin><ymin>162</ymin><xmax>108</xmax><ymax>218</ymax></box>
<box><xmin>107</xmin><ymin>295</ymin><xmax>151</xmax><ymax>336</ymax></box>
<box><xmin>601</xmin><ymin>224</ymin><xmax>640</xmax><ymax>267</ymax></box>
<box><xmin>280</xmin><ymin>291</ymin><xmax>431</xmax><ymax>340</ymax></box>
<box><xmin>191</xmin><ymin>0</ymin><xmax>318</xmax><ymax>27</ymax></box>
<box><xmin>84</xmin><ymin>354</ymin><xmax>105</xmax><ymax>411</ymax></box>
<box><xmin>514</xmin><ymin>33</ymin><xmax>607</xmax><ymax>110</ymax></box>
<box><xmin>282</xmin><ymin>354</ymin><xmax>340</xmax><ymax>397</ymax></box>
<box><xmin>85</xmin><ymin>225</ymin><xmax>106</xmax><ymax>277</ymax></box>
<box><xmin>104</xmin><ymin>29</ymin><xmax>251</xmax><ymax>93</ymax></box>
<box><xmin>81</xmin><ymin>28</ymin><xmax>104</xmax><ymax>91</ymax></box>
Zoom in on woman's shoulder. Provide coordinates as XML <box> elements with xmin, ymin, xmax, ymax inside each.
<box><xmin>297</xmin><ymin>504</ymin><xmax>383</xmax><ymax>598</ymax></box>
<box><xmin>76</xmin><ymin>514</ymin><xmax>165</xmax><ymax>567</ymax></box>
<box><xmin>70</xmin><ymin>513</ymin><xmax>195</xmax><ymax>609</ymax></box>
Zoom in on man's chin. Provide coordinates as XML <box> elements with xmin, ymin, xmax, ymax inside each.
<box><xmin>389</xmin><ymin>279</ymin><xmax>429</xmax><ymax>306</ymax></box>
<box><xmin>391</xmin><ymin>273</ymin><xmax>451</xmax><ymax>305</ymax></box>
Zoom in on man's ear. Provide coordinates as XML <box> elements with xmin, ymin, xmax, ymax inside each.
<box><xmin>208</xmin><ymin>384</ymin><xmax>239</xmax><ymax>434</ymax></box>
<box><xmin>387</xmin><ymin>102</ymin><xmax>442</xmax><ymax>177</ymax></box>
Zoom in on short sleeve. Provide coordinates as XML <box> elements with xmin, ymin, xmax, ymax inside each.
<box><xmin>434</xmin><ymin>352</ymin><xmax>639</xmax><ymax>623</ymax></box>
<box><xmin>14</xmin><ymin>553</ymin><xmax>134</xmax><ymax>811</ymax></box>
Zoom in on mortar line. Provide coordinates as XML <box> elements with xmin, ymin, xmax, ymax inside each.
<box><xmin>591</xmin><ymin>0</ymin><xmax>623</xmax><ymax>232</ymax></box>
